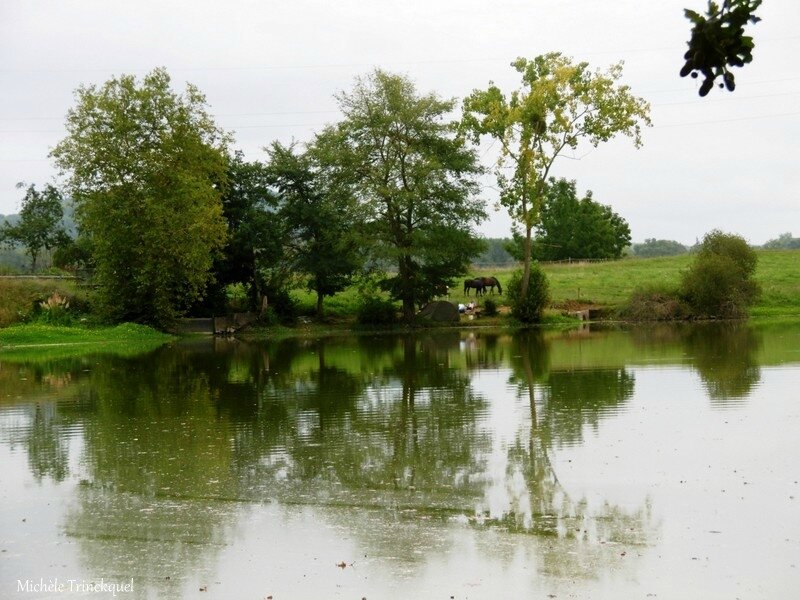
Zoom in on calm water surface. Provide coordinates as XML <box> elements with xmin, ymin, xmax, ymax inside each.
<box><xmin>1</xmin><ymin>322</ymin><xmax>799</xmax><ymax>599</ymax></box>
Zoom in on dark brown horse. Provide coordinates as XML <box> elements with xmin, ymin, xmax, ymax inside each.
<box><xmin>480</xmin><ymin>276</ymin><xmax>502</xmax><ymax>295</ymax></box>
<box><xmin>463</xmin><ymin>278</ymin><xmax>485</xmax><ymax>296</ymax></box>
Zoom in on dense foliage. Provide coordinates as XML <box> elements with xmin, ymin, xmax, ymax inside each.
<box><xmin>356</xmin><ymin>294</ymin><xmax>398</xmax><ymax>326</ymax></box>
<box><xmin>318</xmin><ymin>70</ymin><xmax>485</xmax><ymax>322</ymax></box>
<box><xmin>509</xmin><ymin>178</ymin><xmax>630</xmax><ymax>261</ymax></box>
<box><xmin>195</xmin><ymin>152</ymin><xmax>282</xmax><ymax>316</ymax></box>
<box><xmin>51</xmin><ymin>69</ymin><xmax>229</xmax><ymax>327</ymax></box>
<box><xmin>266</xmin><ymin>142</ymin><xmax>363</xmax><ymax>317</ymax></box>
<box><xmin>681</xmin><ymin>230</ymin><xmax>760</xmax><ymax>318</ymax></box>
<box><xmin>506</xmin><ymin>266</ymin><xmax>550</xmax><ymax>323</ymax></box>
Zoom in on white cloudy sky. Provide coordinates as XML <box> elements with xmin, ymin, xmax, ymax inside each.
<box><xmin>1</xmin><ymin>0</ymin><xmax>798</xmax><ymax>245</ymax></box>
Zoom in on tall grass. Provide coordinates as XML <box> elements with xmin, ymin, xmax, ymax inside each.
<box><xmin>0</xmin><ymin>278</ymin><xmax>86</xmax><ymax>327</ymax></box>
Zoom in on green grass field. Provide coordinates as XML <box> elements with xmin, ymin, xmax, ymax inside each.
<box><xmin>291</xmin><ymin>249</ymin><xmax>800</xmax><ymax>319</ymax></box>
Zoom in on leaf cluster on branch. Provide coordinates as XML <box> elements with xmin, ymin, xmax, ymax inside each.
<box><xmin>681</xmin><ymin>0</ymin><xmax>762</xmax><ymax>96</ymax></box>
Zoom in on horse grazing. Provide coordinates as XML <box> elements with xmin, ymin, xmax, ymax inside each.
<box><xmin>481</xmin><ymin>276</ymin><xmax>502</xmax><ymax>295</ymax></box>
<box><xmin>464</xmin><ymin>278</ymin><xmax>485</xmax><ymax>296</ymax></box>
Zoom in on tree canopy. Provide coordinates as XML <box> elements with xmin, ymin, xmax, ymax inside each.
<box><xmin>462</xmin><ymin>54</ymin><xmax>650</xmax><ymax>304</ymax></box>
<box><xmin>197</xmin><ymin>151</ymin><xmax>281</xmax><ymax>316</ymax></box>
<box><xmin>51</xmin><ymin>68</ymin><xmax>229</xmax><ymax>327</ymax></box>
<box><xmin>317</xmin><ymin>70</ymin><xmax>486</xmax><ymax>321</ymax></box>
<box><xmin>265</xmin><ymin>141</ymin><xmax>363</xmax><ymax>316</ymax></box>
<box><xmin>506</xmin><ymin>178</ymin><xmax>631</xmax><ymax>262</ymax></box>
<box><xmin>632</xmin><ymin>238</ymin><xmax>689</xmax><ymax>258</ymax></box>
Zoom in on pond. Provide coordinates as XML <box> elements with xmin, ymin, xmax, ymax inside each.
<box><xmin>1</xmin><ymin>322</ymin><xmax>799</xmax><ymax>599</ymax></box>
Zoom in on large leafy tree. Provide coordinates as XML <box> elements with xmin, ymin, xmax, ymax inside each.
<box><xmin>528</xmin><ymin>178</ymin><xmax>631</xmax><ymax>261</ymax></box>
<box><xmin>51</xmin><ymin>68</ymin><xmax>229</xmax><ymax>327</ymax></box>
<box><xmin>462</xmin><ymin>54</ymin><xmax>650</xmax><ymax>301</ymax></box>
<box><xmin>265</xmin><ymin>142</ymin><xmax>362</xmax><ymax>317</ymax></box>
<box><xmin>317</xmin><ymin>70</ymin><xmax>485</xmax><ymax>321</ymax></box>
<box><xmin>1</xmin><ymin>183</ymin><xmax>66</xmax><ymax>272</ymax></box>
<box><xmin>198</xmin><ymin>152</ymin><xmax>283</xmax><ymax>315</ymax></box>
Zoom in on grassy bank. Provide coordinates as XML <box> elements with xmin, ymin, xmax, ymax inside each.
<box><xmin>2</xmin><ymin>250</ymin><xmax>796</xmax><ymax>344</ymax></box>
<box><xmin>0</xmin><ymin>322</ymin><xmax>174</xmax><ymax>351</ymax></box>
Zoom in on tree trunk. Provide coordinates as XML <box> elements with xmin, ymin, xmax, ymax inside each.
<box><xmin>316</xmin><ymin>290</ymin><xmax>324</xmax><ymax>316</ymax></box>
<box><xmin>520</xmin><ymin>223</ymin><xmax>533</xmax><ymax>300</ymax></box>
<box><xmin>399</xmin><ymin>254</ymin><xmax>415</xmax><ymax>323</ymax></box>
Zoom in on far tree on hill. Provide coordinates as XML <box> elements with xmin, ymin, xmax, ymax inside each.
<box><xmin>462</xmin><ymin>53</ymin><xmax>650</xmax><ymax>307</ymax></box>
<box><xmin>1</xmin><ymin>183</ymin><xmax>66</xmax><ymax>272</ymax></box>
<box><xmin>632</xmin><ymin>238</ymin><xmax>689</xmax><ymax>258</ymax></box>
<box><xmin>316</xmin><ymin>70</ymin><xmax>485</xmax><ymax>322</ymax></box>
<box><xmin>505</xmin><ymin>178</ymin><xmax>631</xmax><ymax>262</ymax></box>
<box><xmin>474</xmin><ymin>238</ymin><xmax>516</xmax><ymax>267</ymax></box>
<box><xmin>51</xmin><ymin>68</ymin><xmax>229</xmax><ymax>327</ymax></box>
<box><xmin>762</xmin><ymin>232</ymin><xmax>800</xmax><ymax>250</ymax></box>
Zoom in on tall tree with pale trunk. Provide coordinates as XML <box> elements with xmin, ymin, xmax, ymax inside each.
<box><xmin>462</xmin><ymin>53</ymin><xmax>650</xmax><ymax>316</ymax></box>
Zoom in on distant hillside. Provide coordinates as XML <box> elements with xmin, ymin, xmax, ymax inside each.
<box><xmin>475</xmin><ymin>238</ymin><xmax>515</xmax><ymax>267</ymax></box>
<box><xmin>0</xmin><ymin>214</ymin><xmax>21</xmax><ymax>227</ymax></box>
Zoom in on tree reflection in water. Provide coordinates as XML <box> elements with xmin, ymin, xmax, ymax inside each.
<box><xmin>475</xmin><ymin>330</ymin><xmax>653</xmax><ymax>562</ymax></box>
<box><xmin>683</xmin><ymin>322</ymin><xmax>763</xmax><ymax>405</ymax></box>
<box><xmin>3</xmin><ymin>330</ymin><xmax>663</xmax><ymax>590</ymax></box>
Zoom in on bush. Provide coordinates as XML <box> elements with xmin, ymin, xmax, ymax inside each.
<box><xmin>506</xmin><ymin>266</ymin><xmax>550</xmax><ymax>323</ymax></box>
<box><xmin>264</xmin><ymin>287</ymin><xmax>298</xmax><ymax>323</ymax></box>
<box><xmin>680</xmin><ymin>230</ymin><xmax>760</xmax><ymax>318</ymax></box>
<box><xmin>483</xmin><ymin>298</ymin><xmax>498</xmax><ymax>317</ymax></box>
<box><xmin>34</xmin><ymin>292</ymin><xmax>74</xmax><ymax>326</ymax></box>
<box><xmin>619</xmin><ymin>284</ymin><xmax>689</xmax><ymax>321</ymax></box>
<box><xmin>356</xmin><ymin>294</ymin><xmax>398</xmax><ymax>326</ymax></box>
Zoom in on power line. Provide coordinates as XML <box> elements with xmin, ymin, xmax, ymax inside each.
<box><xmin>654</xmin><ymin>110</ymin><xmax>800</xmax><ymax>128</ymax></box>
<box><xmin>1</xmin><ymin>34</ymin><xmax>798</xmax><ymax>76</ymax></box>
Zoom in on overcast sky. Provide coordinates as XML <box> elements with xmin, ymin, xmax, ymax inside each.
<box><xmin>1</xmin><ymin>0</ymin><xmax>798</xmax><ymax>245</ymax></box>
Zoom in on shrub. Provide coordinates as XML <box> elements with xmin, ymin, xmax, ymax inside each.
<box><xmin>356</xmin><ymin>294</ymin><xmax>398</xmax><ymax>326</ymax></box>
<box><xmin>483</xmin><ymin>298</ymin><xmax>498</xmax><ymax>317</ymax></box>
<box><xmin>506</xmin><ymin>266</ymin><xmax>550</xmax><ymax>323</ymax></box>
<box><xmin>620</xmin><ymin>284</ymin><xmax>689</xmax><ymax>321</ymax></box>
<box><xmin>35</xmin><ymin>292</ymin><xmax>74</xmax><ymax>326</ymax></box>
<box><xmin>680</xmin><ymin>230</ymin><xmax>760</xmax><ymax>318</ymax></box>
<box><xmin>264</xmin><ymin>287</ymin><xmax>298</xmax><ymax>323</ymax></box>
